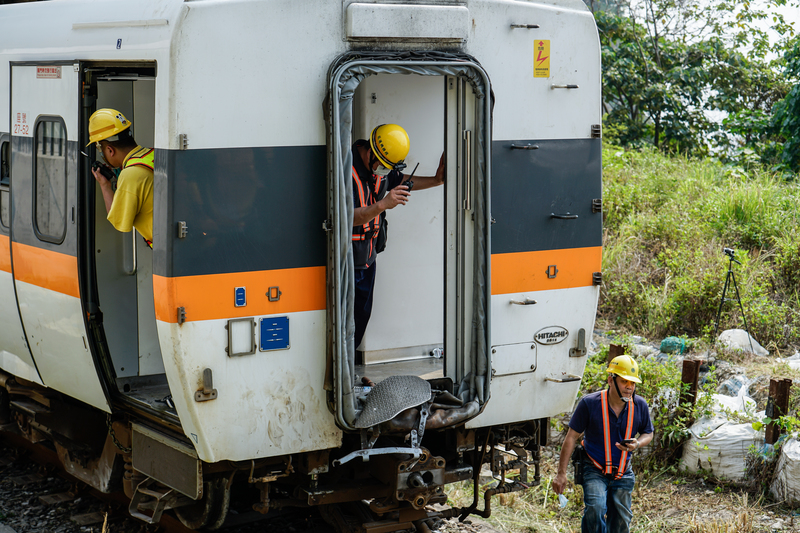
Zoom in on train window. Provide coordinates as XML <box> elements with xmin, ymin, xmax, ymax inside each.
<box><xmin>33</xmin><ymin>118</ymin><xmax>67</xmax><ymax>243</ymax></box>
<box><xmin>0</xmin><ymin>139</ymin><xmax>9</xmax><ymax>229</ymax></box>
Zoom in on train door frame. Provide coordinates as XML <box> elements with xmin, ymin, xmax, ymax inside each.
<box><xmin>325</xmin><ymin>54</ymin><xmax>493</xmax><ymax>430</ymax></box>
<box><xmin>79</xmin><ymin>62</ymin><xmax>175</xmax><ymax>421</ymax></box>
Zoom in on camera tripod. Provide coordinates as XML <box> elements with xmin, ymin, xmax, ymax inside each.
<box><xmin>713</xmin><ymin>248</ymin><xmax>755</xmax><ymax>354</ymax></box>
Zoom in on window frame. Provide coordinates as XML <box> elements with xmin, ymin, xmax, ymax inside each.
<box><xmin>32</xmin><ymin>115</ymin><xmax>68</xmax><ymax>244</ymax></box>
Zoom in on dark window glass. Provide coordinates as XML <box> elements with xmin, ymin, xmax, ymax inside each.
<box><xmin>1</xmin><ymin>140</ymin><xmax>9</xmax><ymax>229</ymax></box>
<box><xmin>34</xmin><ymin>120</ymin><xmax>67</xmax><ymax>242</ymax></box>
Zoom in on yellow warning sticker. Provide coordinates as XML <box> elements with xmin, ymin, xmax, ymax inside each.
<box><xmin>534</xmin><ymin>40</ymin><xmax>550</xmax><ymax>78</ymax></box>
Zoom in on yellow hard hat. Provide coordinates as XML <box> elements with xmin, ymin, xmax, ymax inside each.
<box><xmin>606</xmin><ymin>355</ymin><xmax>642</xmax><ymax>383</ymax></box>
<box><xmin>87</xmin><ymin>108</ymin><xmax>132</xmax><ymax>146</ymax></box>
<box><xmin>369</xmin><ymin>124</ymin><xmax>410</xmax><ymax>170</ymax></box>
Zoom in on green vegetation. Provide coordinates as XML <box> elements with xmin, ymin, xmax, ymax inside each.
<box><xmin>600</xmin><ymin>144</ymin><xmax>800</xmax><ymax>351</ymax></box>
<box><xmin>591</xmin><ymin>0</ymin><xmax>800</xmax><ymax>172</ymax></box>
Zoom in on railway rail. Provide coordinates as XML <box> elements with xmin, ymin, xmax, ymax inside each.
<box><xmin>0</xmin><ymin>426</ymin><xmax>500</xmax><ymax>533</ymax></box>
<box><xmin>0</xmin><ymin>427</ymin><xmax>334</xmax><ymax>533</ymax></box>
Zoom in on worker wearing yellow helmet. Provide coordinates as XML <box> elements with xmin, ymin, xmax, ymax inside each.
<box><xmin>554</xmin><ymin>354</ymin><xmax>654</xmax><ymax>533</ymax></box>
<box><xmin>351</xmin><ymin>124</ymin><xmax>445</xmax><ymax>352</ymax></box>
<box><xmin>87</xmin><ymin>108</ymin><xmax>154</xmax><ymax>247</ymax></box>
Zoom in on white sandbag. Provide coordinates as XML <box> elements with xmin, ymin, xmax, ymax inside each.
<box><xmin>776</xmin><ymin>351</ymin><xmax>800</xmax><ymax>372</ymax></box>
<box><xmin>717</xmin><ymin>329</ymin><xmax>769</xmax><ymax>356</ymax></box>
<box><xmin>710</xmin><ymin>391</ymin><xmax>756</xmax><ymax>414</ymax></box>
<box><xmin>771</xmin><ymin>438</ymin><xmax>800</xmax><ymax>503</ymax></box>
<box><xmin>680</xmin><ymin>419</ymin><xmax>763</xmax><ymax>481</ymax></box>
<box><xmin>679</xmin><ymin>393</ymin><xmax>762</xmax><ymax>481</ymax></box>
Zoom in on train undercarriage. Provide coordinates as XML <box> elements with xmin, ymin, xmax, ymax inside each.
<box><xmin>0</xmin><ymin>370</ymin><xmax>546</xmax><ymax>532</ymax></box>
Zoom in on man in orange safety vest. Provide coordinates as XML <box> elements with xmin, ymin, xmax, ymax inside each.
<box><xmin>554</xmin><ymin>355</ymin><xmax>655</xmax><ymax>533</ymax></box>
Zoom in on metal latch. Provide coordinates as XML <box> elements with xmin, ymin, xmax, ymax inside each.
<box><xmin>546</xmin><ymin>265</ymin><xmax>558</xmax><ymax>279</ymax></box>
<box><xmin>179</xmin><ymin>133</ymin><xmax>189</xmax><ymax>150</ymax></box>
<box><xmin>195</xmin><ymin>368</ymin><xmax>218</xmax><ymax>402</ymax></box>
<box><xmin>177</xmin><ymin>221</ymin><xmax>188</xmax><ymax>239</ymax></box>
<box><xmin>569</xmin><ymin>328</ymin><xmax>587</xmax><ymax>357</ymax></box>
<box><xmin>593</xmin><ymin>272</ymin><xmax>602</xmax><ymax>286</ymax></box>
<box><xmin>177</xmin><ymin>307</ymin><xmax>186</xmax><ymax>324</ymax></box>
<box><xmin>592</xmin><ymin>198</ymin><xmax>602</xmax><ymax>213</ymax></box>
<box><xmin>591</xmin><ymin>124</ymin><xmax>602</xmax><ymax>138</ymax></box>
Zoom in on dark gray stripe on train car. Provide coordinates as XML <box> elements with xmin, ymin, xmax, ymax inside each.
<box><xmin>491</xmin><ymin>138</ymin><xmax>602</xmax><ymax>254</ymax></box>
<box><xmin>154</xmin><ymin>145</ymin><xmax>327</xmax><ymax>278</ymax></box>
<box><xmin>10</xmin><ymin>136</ymin><xmax>78</xmax><ymax>254</ymax></box>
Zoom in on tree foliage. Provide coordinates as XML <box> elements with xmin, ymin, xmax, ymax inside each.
<box><xmin>591</xmin><ymin>0</ymin><xmax>800</xmax><ymax>169</ymax></box>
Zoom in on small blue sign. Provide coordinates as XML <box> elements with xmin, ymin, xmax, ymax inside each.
<box><xmin>234</xmin><ymin>287</ymin><xmax>246</xmax><ymax>307</ymax></box>
<box><xmin>260</xmin><ymin>317</ymin><xmax>289</xmax><ymax>351</ymax></box>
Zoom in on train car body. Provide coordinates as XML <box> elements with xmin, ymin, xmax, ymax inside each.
<box><xmin>0</xmin><ymin>0</ymin><xmax>602</xmax><ymax>529</ymax></box>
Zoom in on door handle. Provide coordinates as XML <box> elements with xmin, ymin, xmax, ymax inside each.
<box><xmin>510</xmin><ymin>298</ymin><xmax>537</xmax><ymax>305</ymax></box>
<box><xmin>545</xmin><ymin>374</ymin><xmax>582</xmax><ymax>383</ymax></box>
<box><xmin>122</xmin><ymin>232</ymin><xmax>137</xmax><ymax>276</ymax></box>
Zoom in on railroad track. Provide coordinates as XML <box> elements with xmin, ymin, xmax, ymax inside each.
<box><xmin>0</xmin><ymin>426</ymin><xmax>498</xmax><ymax>533</ymax></box>
<box><xmin>0</xmin><ymin>427</ymin><xmax>334</xmax><ymax>533</ymax></box>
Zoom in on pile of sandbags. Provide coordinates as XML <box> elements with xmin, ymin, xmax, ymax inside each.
<box><xmin>679</xmin><ymin>390</ymin><xmax>763</xmax><ymax>481</ymax></box>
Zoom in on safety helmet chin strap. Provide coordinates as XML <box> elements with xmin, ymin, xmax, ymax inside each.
<box><xmin>612</xmin><ymin>374</ymin><xmax>635</xmax><ymax>403</ymax></box>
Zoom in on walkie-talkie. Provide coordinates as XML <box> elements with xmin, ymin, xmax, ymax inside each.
<box><xmin>81</xmin><ymin>151</ymin><xmax>115</xmax><ymax>181</ymax></box>
<box><xmin>402</xmin><ymin>162</ymin><xmax>419</xmax><ymax>192</ymax></box>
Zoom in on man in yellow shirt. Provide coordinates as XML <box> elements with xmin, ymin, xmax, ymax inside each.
<box><xmin>87</xmin><ymin>109</ymin><xmax>154</xmax><ymax>247</ymax></box>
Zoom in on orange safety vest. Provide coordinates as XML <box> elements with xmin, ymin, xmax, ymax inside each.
<box><xmin>584</xmin><ymin>389</ymin><xmax>636</xmax><ymax>480</ymax></box>
<box><xmin>123</xmin><ymin>147</ymin><xmax>154</xmax><ymax>249</ymax></box>
<box><xmin>351</xmin><ymin>166</ymin><xmax>383</xmax><ymax>265</ymax></box>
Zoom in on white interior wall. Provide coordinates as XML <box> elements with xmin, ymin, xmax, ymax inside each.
<box><xmin>353</xmin><ymin>74</ymin><xmax>445</xmax><ymax>361</ymax></box>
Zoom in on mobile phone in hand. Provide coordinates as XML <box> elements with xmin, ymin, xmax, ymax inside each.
<box><xmin>622</xmin><ymin>438</ymin><xmax>637</xmax><ymax>445</ymax></box>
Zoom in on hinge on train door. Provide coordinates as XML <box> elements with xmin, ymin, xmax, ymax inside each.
<box><xmin>591</xmin><ymin>124</ymin><xmax>602</xmax><ymax>138</ymax></box>
<box><xmin>178</xmin><ymin>134</ymin><xmax>189</xmax><ymax>150</ymax></box>
<box><xmin>569</xmin><ymin>329</ymin><xmax>587</xmax><ymax>358</ymax></box>
<box><xmin>592</xmin><ymin>198</ymin><xmax>602</xmax><ymax>213</ymax></box>
<box><xmin>592</xmin><ymin>272</ymin><xmax>602</xmax><ymax>286</ymax></box>
<box><xmin>177</xmin><ymin>307</ymin><xmax>186</xmax><ymax>324</ymax></box>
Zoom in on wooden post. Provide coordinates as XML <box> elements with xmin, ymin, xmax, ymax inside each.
<box><xmin>765</xmin><ymin>378</ymin><xmax>792</xmax><ymax>445</ymax></box>
<box><xmin>678</xmin><ymin>359</ymin><xmax>702</xmax><ymax>426</ymax></box>
<box><xmin>608</xmin><ymin>343</ymin><xmax>625</xmax><ymax>364</ymax></box>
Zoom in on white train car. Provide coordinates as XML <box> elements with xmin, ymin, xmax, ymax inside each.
<box><xmin>0</xmin><ymin>0</ymin><xmax>602</xmax><ymax>529</ymax></box>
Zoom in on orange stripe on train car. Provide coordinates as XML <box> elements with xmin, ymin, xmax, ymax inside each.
<box><xmin>491</xmin><ymin>246</ymin><xmax>602</xmax><ymax>295</ymax></box>
<box><xmin>10</xmin><ymin>242</ymin><xmax>80</xmax><ymax>298</ymax></box>
<box><xmin>0</xmin><ymin>235</ymin><xmax>10</xmax><ymax>273</ymax></box>
<box><xmin>153</xmin><ymin>266</ymin><xmax>326</xmax><ymax>323</ymax></box>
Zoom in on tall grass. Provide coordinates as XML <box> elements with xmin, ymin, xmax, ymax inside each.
<box><xmin>600</xmin><ymin>145</ymin><xmax>800</xmax><ymax>350</ymax></box>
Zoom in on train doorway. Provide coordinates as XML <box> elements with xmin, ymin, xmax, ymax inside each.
<box><xmin>326</xmin><ymin>54</ymin><xmax>493</xmax><ymax>430</ymax></box>
<box><xmin>82</xmin><ymin>63</ymin><xmax>172</xmax><ymax>416</ymax></box>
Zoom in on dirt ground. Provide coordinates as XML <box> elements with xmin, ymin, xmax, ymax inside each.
<box><xmin>446</xmin><ymin>448</ymin><xmax>800</xmax><ymax>533</ymax></box>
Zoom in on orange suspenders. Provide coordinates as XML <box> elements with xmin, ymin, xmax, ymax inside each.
<box><xmin>585</xmin><ymin>390</ymin><xmax>636</xmax><ymax>479</ymax></box>
<box><xmin>351</xmin><ymin>166</ymin><xmax>382</xmax><ymax>240</ymax></box>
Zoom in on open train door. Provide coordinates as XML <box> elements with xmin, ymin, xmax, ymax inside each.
<box><xmin>325</xmin><ymin>53</ymin><xmax>492</xmax><ymax>431</ymax></box>
<box><xmin>9</xmin><ymin>61</ymin><xmax>110</xmax><ymax>412</ymax></box>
